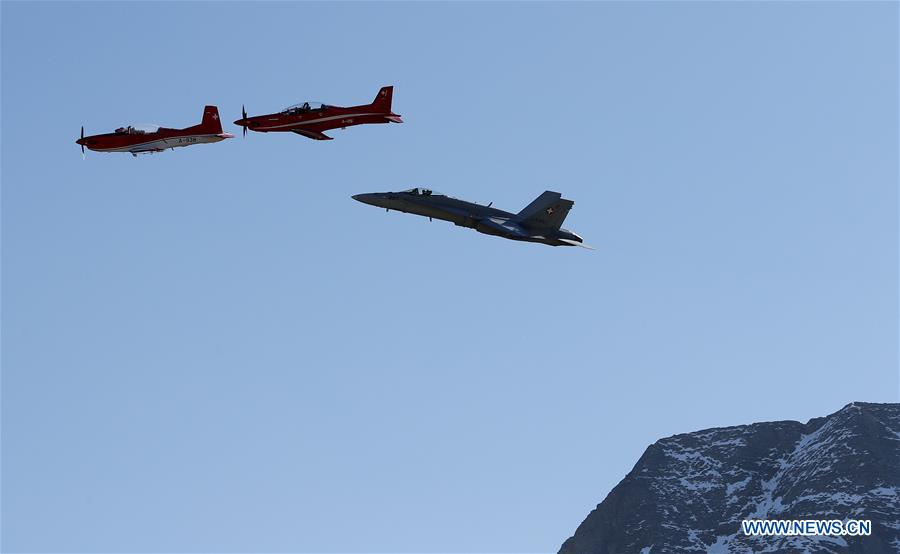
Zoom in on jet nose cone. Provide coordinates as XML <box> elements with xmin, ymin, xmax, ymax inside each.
<box><xmin>352</xmin><ymin>193</ymin><xmax>383</xmax><ymax>207</ymax></box>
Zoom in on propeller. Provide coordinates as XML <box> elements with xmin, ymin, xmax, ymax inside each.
<box><xmin>80</xmin><ymin>126</ymin><xmax>85</xmax><ymax>159</ymax></box>
<box><xmin>242</xmin><ymin>105</ymin><xmax>247</xmax><ymax>137</ymax></box>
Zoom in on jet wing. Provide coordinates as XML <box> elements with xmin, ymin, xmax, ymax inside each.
<box><xmin>477</xmin><ymin>217</ymin><xmax>530</xmax><ymax>237</ymax></box>
<box><xmin>479</xmin><ymin>218</ymin><xmax>591</xmax><ymax>246</ymax></box>
<box><xmin>559</xmin><ymin>238</ymin><xmax>595</xmax><ymax>249</ymax></box>
<box><xmin>291</xmin><ymin>129</ymin><xmax>333</xmax><ymax>141</ymax></box>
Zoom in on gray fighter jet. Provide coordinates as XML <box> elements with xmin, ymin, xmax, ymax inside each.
<box><xmin>352</xmin><ymin>188</ymin><xmax>592</xmax><ymax>248</ymax></box>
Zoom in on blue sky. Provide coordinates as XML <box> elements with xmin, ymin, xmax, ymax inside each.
<box><xmin>2</xmin><ymin>2</ymin><xmax>897</xmax><ymax>552</ymax></box>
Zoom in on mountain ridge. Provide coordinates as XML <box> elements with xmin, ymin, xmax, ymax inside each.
<box><xmin>558</xmin><ymin>402</ymin><xmax>899</xmax><ymax>553</ymax></box>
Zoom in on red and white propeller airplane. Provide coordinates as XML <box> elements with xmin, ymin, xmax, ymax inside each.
<box><xmin>77</xmin><ymin>106</ymin><xmax>233</xmax><ymax>157</ymax></box>
<box><xmin>234</xmin><ymin>86</ymin><xmax>402</xmax><ymax>141</ymax></box>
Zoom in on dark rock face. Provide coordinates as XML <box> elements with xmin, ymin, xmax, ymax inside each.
<box><xmin>558</xmin><ymin>403</ymin><xmax>900</xmax><ymax>554</ymax></box>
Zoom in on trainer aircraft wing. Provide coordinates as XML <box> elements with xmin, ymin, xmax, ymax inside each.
<box><xmin>291</xmin><ymin>129</ymin><xmax>333</xmax><ymax>141</ymax></box>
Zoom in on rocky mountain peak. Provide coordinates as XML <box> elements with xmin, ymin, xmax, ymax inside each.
<box><xmin>558</xmin><ymin>402</ymin><xmax>900</xmax><ymax>553</ymax></box>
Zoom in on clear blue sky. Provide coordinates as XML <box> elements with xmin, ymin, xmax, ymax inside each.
<box><xmin>2</xmin><ymin>2</ymin><xmax>897</xmax><ymax>552</ymax></box>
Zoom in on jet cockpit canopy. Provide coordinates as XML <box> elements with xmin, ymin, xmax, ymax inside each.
<box><xmin>403</xmin><ymin>188</ymin><xmax>440</xmax><ymax>196</ymax></box>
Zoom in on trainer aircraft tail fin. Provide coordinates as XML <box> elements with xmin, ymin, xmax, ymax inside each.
<box><xmin>372</xmin><ymin>86</ymin><xmax>394</xmax><ymax>112</ymax></box>
<box><xmin>201</xmin><ymin>105</ymin><xmax>224</xmax><ymax>134</ymax></box>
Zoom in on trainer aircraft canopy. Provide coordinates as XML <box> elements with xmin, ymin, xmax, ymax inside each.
<box><xmin>281</xmin><ymin>102</ymin><xmax>329</xmax><ymax>114</ymax></box>
<box><xmin>115</xmin><ymin>124</ymin><xmax>160</xmax><ymax>135</ymax></box>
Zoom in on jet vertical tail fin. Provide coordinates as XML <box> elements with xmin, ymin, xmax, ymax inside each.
<box><xmin>516</xmin><ymin>191</ymin><xmax>574</xmax><ymax>230</ymax></box>
<box><xmin>200</xmin><ymin>105</ymin><xmax>224</xmax><ymax>134</ymax></box>
<box><xmin>372</xmin><ymin>86</ymin><xmax>394</xmax><ymax>112</ymax></box>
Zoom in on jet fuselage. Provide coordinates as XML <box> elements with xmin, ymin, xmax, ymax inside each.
<box><xmin>352</xmin><ymin>189</ymin><xmax>587</xmax><ymax>247</ymax></box>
